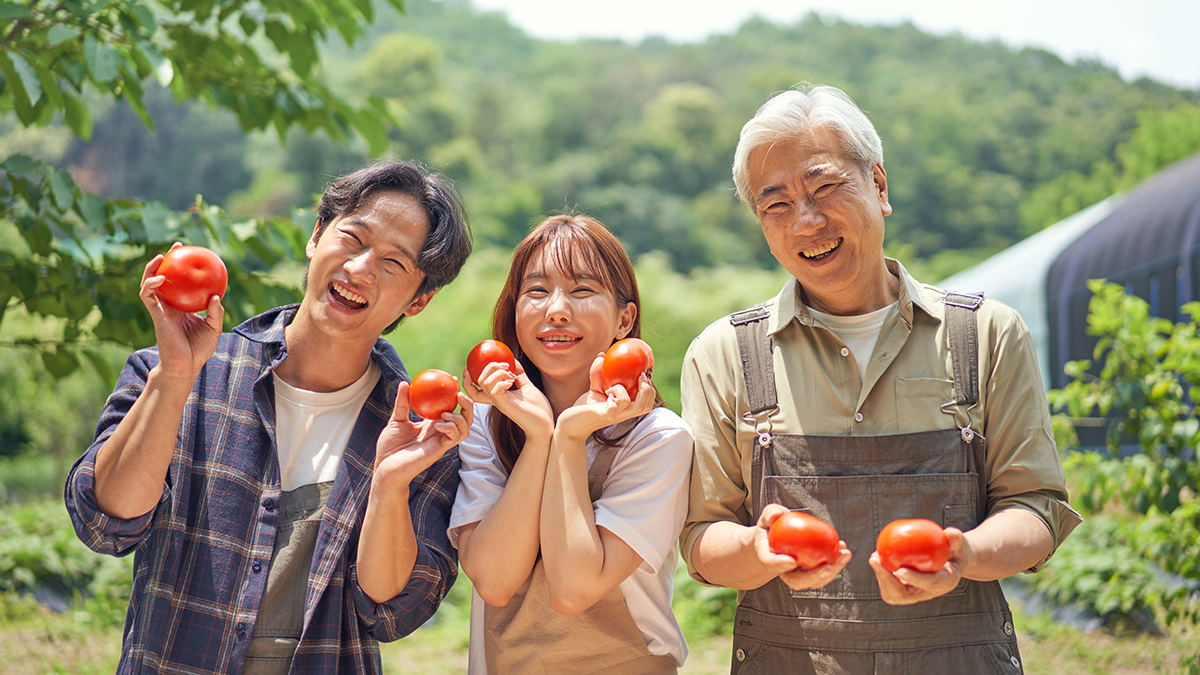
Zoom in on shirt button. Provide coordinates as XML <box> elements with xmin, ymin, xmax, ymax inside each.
<box><xmin>1003</xmin><ymin>620</ymin><xmax>1014</xmax><ymax>635</ymax></box>
<box><xmin>252</xmin><ymin>561</ymin><xmax>262</xmax><ymax>573</ymax></box>
<box><xmin>840</xmin><ymin>347</ymin><xmax>849</xmax><ymax>357</ymax></box>
<box><xmin>735</xmin><ymin>648</ymin><xmax>746</xmax><ymax>662</ymax></box>
<box><xmin>1010</xmin><ymin>655</ymin><xmax>1020</xmax><ymax>669</ymax></box>
<box><xmin>236</xmin><ymin>623</ymin><xmax>247</xmax><ymax>638</ymax></box>
<box><xmin>854</xmin><ymin>412</ymin><xmax>864</xmax><ymax>422</ymax></box>
<box><xmin>262</xmin><ymin>498</ymin><xmax>275</xmax><ymax>511</ymax></box>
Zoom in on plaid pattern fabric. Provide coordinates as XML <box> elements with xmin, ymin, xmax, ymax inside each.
<box><xmin>65</xmin><ymin>306</ymin><xmax>460</xmax><ymax>674</ymax></box>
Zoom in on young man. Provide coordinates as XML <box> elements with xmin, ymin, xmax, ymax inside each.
<box><xmin>679</xmin><ymin>85</ymin><xmax>1080</xmax><ymax>673</ymax></box>
<box><xmin>65</xmin><ymin>161</ymin><xmax>473</xmax><ymax>674</ymax></box>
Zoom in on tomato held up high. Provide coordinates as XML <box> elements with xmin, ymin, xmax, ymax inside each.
<box><xmin>600</xmin><ymin>338</ymin><xmax>653</xmax><ymax>396</ymax></box>
<box><xmin>466</xmin><ymin>339</ymin><xmax>517</xmax><ymax>383</ymax></box>
<box><xmin>876</xmin><ymin>518</ymin><xmax>951</xmax><ymax>573</ymax></box>
<box><xmin>767</xmin><ymin>511</ymin><xmax>840</xmax><ymax>570</ymax></box>
<box><xmin>156</xmin><ymin>245</ymin><xmax>228</xmax><ymax>313</ymax></box>
<box><xmin>408</xmin><ymin>369</ymin><xmax>460</xmax><ymax>420</ymax></box>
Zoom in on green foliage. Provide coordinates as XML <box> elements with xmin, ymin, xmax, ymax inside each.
<box><xmin>1049</xmin><ymin>280</ymin><xmax>1200</xmax><ymax>622</ymax></box>
<box><xmin>1024</xmin><ymin>514</ymin><xmax>1195</xmax><ymax>627</ymax></box>
<box><xmin>671</xmin><ymin>566</ymin><xmax>738</xmax><ymax>638</ymax></box>
<box><xmin>1021</xmin><ymin>102</ymin><xmax>1200</xmax><ymax>233</ymax></box>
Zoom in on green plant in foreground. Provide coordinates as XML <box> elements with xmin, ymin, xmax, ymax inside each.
<box><xmin>1050</xmin><ymin>280</ymin><xmax>1200</xmax><ymax>624</ymax></box>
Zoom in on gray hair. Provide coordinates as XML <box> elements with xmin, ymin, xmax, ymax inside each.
<box><xmin>732</xmin><ymin>83</ymin><xmax>884</xmax><ymax>205</ymax></box>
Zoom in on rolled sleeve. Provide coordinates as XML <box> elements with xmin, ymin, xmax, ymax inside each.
<box><xmin>65</xmin><ymin>450</ymin><xmax>166</xmax><ymax>556</ymax></box>
<box><xmin>353</xmin><ymin>448</ymin><xmax>460</xmax><ymax>641</ymax></box>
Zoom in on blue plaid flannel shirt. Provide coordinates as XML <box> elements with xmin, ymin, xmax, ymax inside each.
<box><xmin>65</xmin><ymin>305</ymin><xmax>460</xmax><ymax>674</ymax></box>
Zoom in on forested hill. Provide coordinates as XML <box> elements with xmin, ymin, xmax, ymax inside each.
<box><xmin>60</xmin><ymin>0</ymin><xmax>1200</xmax><ymax>277</ymax></box>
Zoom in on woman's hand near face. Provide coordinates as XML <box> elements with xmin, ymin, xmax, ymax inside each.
<box><xmin>463</xmin><ymin>359</ymin><xmax>555</xmax><ymax>440</ymax></box>
<box><xmin>555</xmin><ymin>353</ymin><xmax>656</xmax><ymax>442</ymax></box>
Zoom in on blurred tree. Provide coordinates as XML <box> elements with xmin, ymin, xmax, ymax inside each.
<box><xmin>1</xmin><ymin>0</ymin><xmax>404</xmax><ymax>381</ymax></box>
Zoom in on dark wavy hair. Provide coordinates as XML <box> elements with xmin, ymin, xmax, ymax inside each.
<box><xmin>306</xmin><ymin>160</ymin><xmax>472</xmax><ymax>334</ymax></box>
<box><xmin>489</xmin><ymin>214</ymin><xmax>662</xmax><ymax>474</ymax></box>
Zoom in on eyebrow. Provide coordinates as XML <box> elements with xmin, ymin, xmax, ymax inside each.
<box><xmin>755</xmin><ymin>164</ymin><xmax>846</xmax><ymax>206</ymax></box>
<box><xmin>521</xmin><ymin>270</ymin><xmax>603</xmax><ymax>284</ymax></box>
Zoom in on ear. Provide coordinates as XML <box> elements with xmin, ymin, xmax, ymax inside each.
<box><xmin>306</xmin><ymin>219</ymin><xmax>323</xmax><ymax>259</ymax></box>
<box><xmin>402</xmin><ymin>288</ymin><xmax>438</xmax><ymax>318</ymax></box>
<box><xmin>873</xmin><ymin>163</ymin><xmax>893</xmax><ymax>217</ymax></box>
<box><xmin>615</xmin><ymin>302</ymin><xmax>638</xmax><ymax>340</ymax></box>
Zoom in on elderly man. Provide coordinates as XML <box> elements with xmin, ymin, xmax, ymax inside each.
<box><xmin>679</xmin><ymin>84</ymin><xmax>1080</xmax><ymax>673</ymax></box>
<box><xmin>66</xmin><ymin>161</ymin><xmax>473</xmax><ymax>674</ymax></box>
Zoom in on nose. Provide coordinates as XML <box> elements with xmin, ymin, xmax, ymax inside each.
<box><xmin>344</xmin><ymin>250</ymin><xmax>376</xmax><ymax>283</ymax></box>
<box><xmin>544</xmin><ymin>288</ymin><xmax>572</xmax><ymax>322</ymax></box>
<box><xmin>792</xmin><ymin>199</ymin><xmax>826</xmax><ymax>233</ymax></box>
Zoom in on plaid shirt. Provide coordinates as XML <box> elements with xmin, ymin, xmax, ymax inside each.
<box><xmin>65</xmin><ymin>306</ymin><xmax>460</xmax><ymax>674</ymax></box>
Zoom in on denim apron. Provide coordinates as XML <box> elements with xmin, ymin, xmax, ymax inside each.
<box><xmin>483</xmin><ymin>442</ymin><xmax>677</xmax><ymax>674</ymax></box>
<box><xmin>727</xmin><ymin>294</ymin><xmax>1024</xmax><ymax>675</ymax></box>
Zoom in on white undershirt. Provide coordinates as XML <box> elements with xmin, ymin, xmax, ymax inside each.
<box><xmin>272</xmin><ymin>362</ymin><xmax>381</xmax><ymax>491</ymax></box>
<box><xmin>807</xmin><ymin>303</ymin><xmax>894</xmax><ymax>384</ymax></box>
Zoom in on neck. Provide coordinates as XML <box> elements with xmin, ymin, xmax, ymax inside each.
<box><xmin>276</xmin><ymin>320</ymin><xmax>373</xmax><ymax>392</ymax></box>
<box><xmin>542</xmin><ymin>370</ymin><xmax>590</xmax><ymax>419</ymax></box>
<box><xmin>804</xmin><ymin>264</ymin><xmax>900</xmax><ymax>316</ymax></box>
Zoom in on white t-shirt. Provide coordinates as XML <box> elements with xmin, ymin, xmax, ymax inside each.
<box><xmin>272</xmin><ymin>362</ymin><xmax>381</xmax><ymax>491</ymax></box>
<box><xmin>448</xmin><ymin>403</ymin><xmax>695</xmax><ymax>672</ymax></box>
<box><xmin>807</xmin><ymin>303</ymin><xmax>894</xmax><ymax>384</ymax></box>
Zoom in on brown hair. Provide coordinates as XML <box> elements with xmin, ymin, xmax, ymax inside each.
<box><xmin>489</xmin><ymin>214</ymin><xmax>661</xmax><ymax>473</ymax></box>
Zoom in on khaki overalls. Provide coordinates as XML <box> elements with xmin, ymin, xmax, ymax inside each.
<box><xmin>483</xmin><ymin>442</ymin><xmax>678</xmax><ymax>674</ymax></box>
<box><xmin>727</xmin><ymin>294</ymin><xmax>1024</xmax><ymax>674</ymax></box>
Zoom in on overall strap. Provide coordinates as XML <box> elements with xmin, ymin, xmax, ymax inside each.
<box><xmin>942</xmin><ymin>290</ymin><xmax>989</xmax><ymax>520</ymax></box>
<box><xmin>587</xmin><ymin>444</ymin><xmax>621</xmax><ymax>503</ymax></box>
<box><xmin>730</xmin><ymin>306</ymin><xmax>777</xmax><ymax>414</ymax></box>
<box><xmin>942</xmin><ymin>291</ymin><xmax>984</xmax><ymax>406</ymax></box>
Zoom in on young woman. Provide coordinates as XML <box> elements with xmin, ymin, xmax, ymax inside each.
<box><xmin>448</xmin><ymin>215</ymin><xmax>693</xmax><ymax>674</ymax></box>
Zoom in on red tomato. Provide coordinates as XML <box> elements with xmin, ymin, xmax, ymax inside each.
<box><xmin>156</xmin><ymin>245</ymin><xmax>228</xmax><ymax>313</ymax></box>
<box><xmin>876</xmin><ymin>518</ymin><xmax>951</xmax><ymax>573</ymax></box>
<box><xmin>466</xmin><ymin>339</ymin><xmax>516</xmax><ymax>383</ymax></box>
<box><xmin>767</xmin><ymin>511</ymin><xmax>840</xmax><ymax>570</ymax></box>
<box><xmin>409</xmin><ymin>369</ymin><xmax>460</xmax><ymax>420</ymax></box>
<box><xmin>600</xmin><ymin>338</ymin><xmax>653</xmax><ymax>396</ymax></box>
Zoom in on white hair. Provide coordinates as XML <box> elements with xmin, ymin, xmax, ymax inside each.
<box><xmin>732</xmin><ymin>83</ymin><xmax>884</xmax><ymax>205</ymax></box>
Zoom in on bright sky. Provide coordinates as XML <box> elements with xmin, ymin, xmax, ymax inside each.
<box><xmin>469</xmin><ymin>0</ymin><xmax>1200</xmax><ymax>90</ymax></box>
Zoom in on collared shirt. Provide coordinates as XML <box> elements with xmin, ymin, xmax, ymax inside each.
<box><xmin>679</xmin><ymin>259</ymin><xmax>1081</xmax><ymax>581</ymax></box>
<box><xmin>65</xmin><ymin>305</ymin><xmax>460</xmax><ymax>674</ymax></box>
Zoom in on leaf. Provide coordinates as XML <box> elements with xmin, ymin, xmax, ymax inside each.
<box><xmin>1</xmin><ymin>154</ymin><xmax>38</xmax><ymax>173</ymax></box>
<box><xmin>83</xmin><ymin>34</ymin><xmax>122</xmax><ymax>83</ymax></box>
<box><xmin>48</xmin><ymin>167</ymin><xmax>78</xmax><ymax>212</ymax></box>
<box><xmin>0</xmin><ymin>2</ymin><xmax>30</xmax><ymax>19</ymax></box>
<box><xmin>3</xmin><ymin>51</ymin><xmax>42</xmax><ymax>106</ymax></box>
<box><xmin>134</xmin><ymin>37</ymin><xmax>173</xmax><ymax>87</ymax></box>
<box><xmin>41</xmin><ymin>349</ymin><xmax>80</xmax><ymax>378</ymax></box>
<box><xmin>77</xmin><ymin>193</ymin><xmax>108</xmax><ymax>230</ymax></box>
<box><xmin>48</xmin><ymin>25</ymin><xmax>81</xmax><ymax>46</ymax></box>
<box><xmin>62</xmin><ymin>90</ymin><xmax>94</xmax><ymax>140</ymax></box>
<box><xmin>353</xmin><ymin>107</ymin><xmax>389</xmax><ymax>157</ymax></box>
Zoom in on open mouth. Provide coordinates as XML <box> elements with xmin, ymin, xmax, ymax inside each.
<box><xmin>801</xmin><ymin>238</ymin><xmax>842</xmax><ymax>261</ymax></box>
<box><xmin>330</xmin><ymin>281</ymin><xmax>367</xmax><ymax>310</ymax></box>
<box><xmin>538</xmin><ymin>334</ymin><xmax>581</xmax><ymax>345</ymax></box>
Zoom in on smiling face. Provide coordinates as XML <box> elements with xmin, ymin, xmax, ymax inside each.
<box><xmin>513</xmin><ymin>242</ymin><xmax>636</xmax><ymax>398</ymax></box>
<box><xmin>748</xmin><ymin>125</ymin><xmax>896</xmax><ymax>315</ymax></box>
<box><xmin>296</xmin><ymin>189</ymin><xmax>435</xmax><ymax>350</ymax></box>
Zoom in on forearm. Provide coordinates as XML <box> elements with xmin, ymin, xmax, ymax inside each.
<box><xmin>961</xmin><ymin>508</ymin><xmax>1053</xmax><ymax>581</ymax></box>
<box><xmin>357</xmin><ymin>482</ymin><xmax>417</xmax><ymax>604</ymax></box>
<box><xmin>539</xmin><ymin>434</ymin><xmax>613</xmax><ymax>612</ymax></box>
<box><xmin>691</xmin><ymin>520</ymin><xmax>782</xmax><ymax>591</ymax></box>
<box><xmin>93</xmin><ymin>366</ymin><xmax>193</xmax><ymax>519</ymax></box>
<box><xmin>460</xmin><ymin>438</ymin><xmax>551</xmax><ymax>605</ymax></box>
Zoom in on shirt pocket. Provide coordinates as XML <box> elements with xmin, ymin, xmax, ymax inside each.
<box><xmin>893</xmin><ymin>377</ymin><xmax>957</xmax><ymax>433</ymax></box>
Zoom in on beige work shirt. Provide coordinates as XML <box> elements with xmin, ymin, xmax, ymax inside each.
<box><xmin>679</xmin><ymin>259</ymin><xmax>1081</xmax><ymax>581</ymax></box>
